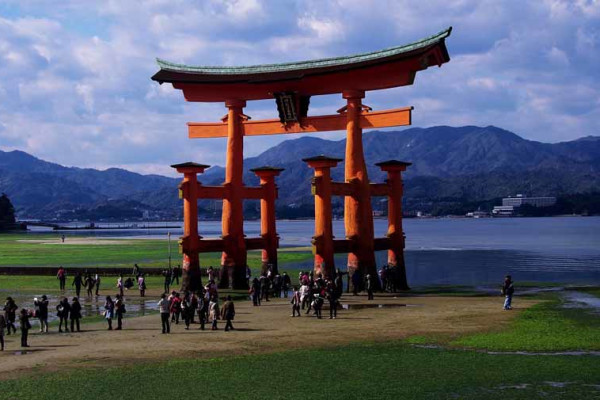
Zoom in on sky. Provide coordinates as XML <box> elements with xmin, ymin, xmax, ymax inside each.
<box><xmin>0</xmin><ymin>0</ymin><xmax>599</xmax><ymax>176</ymax></box>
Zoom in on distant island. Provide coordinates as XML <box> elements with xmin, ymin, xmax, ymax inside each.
<box><xmin>1</xmin><ymin>125</ymin><xmax>599</xmax><ymax>221</ymax></box>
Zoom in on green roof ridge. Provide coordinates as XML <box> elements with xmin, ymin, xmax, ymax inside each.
<box><xmin>156</xmin><ymin>27</ymin><xmax>452</xmax><ymax>75</ymax></box>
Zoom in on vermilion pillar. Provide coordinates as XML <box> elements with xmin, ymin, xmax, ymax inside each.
<box><xmin>303</xmin><ymin>155</ymin><xmax>342</xmax><ymax>280</ymax></box>
<box><xmin>376</xmin><ymin>160</ymin><xmax>411</xmax><ymax>290</ymax></box>
<box><xmin>171</xmin><ymin>162</ymin><xmax>210</xmax><ymax>292</ymax></box>
<box><xmin>342</xmin><ymin>90</ymin><xmax>377</xmax><ymax>291</ymax></box>
<box><xmin>251</xmin><ymin>166</ymin><xmax>284</xmax><ymax>276</ymax></box>
<box><xmin>221</xmin><ymin>99</ymin><xmax>248</xmax><ymax>289</ymax></box>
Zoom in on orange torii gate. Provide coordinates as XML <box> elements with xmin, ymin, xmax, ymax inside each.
<box><xmin>152</xmin><ymin>28</ymin><xmax>452</xmax><ymax>291</ymax></box>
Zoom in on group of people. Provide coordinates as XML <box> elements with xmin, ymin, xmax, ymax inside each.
<box><xmin>291</xmin><ymin>270</ymin><xmax>344</xmax><ymax>319</ymax></box>
<box><xmin>248</xmin><ymin>269</ymin><xmax>293</xmax><ymax>304</ymax></box>
<box><xmin>160</xmin><ymin>265</ymin><xmax>182</xmax><ymax>293</ymax></box>
<box><xmin>57</xmin><ymin>266</ymin><xmax>101</xmax><ymax>297</ymax></box>
<box><xmin>157</xmin><ymin>282</ymin><xmax>235</xmax><ymax>334</ymax></box>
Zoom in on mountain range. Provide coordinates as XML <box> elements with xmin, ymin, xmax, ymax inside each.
<box><xmin>1</xmin><ymin>125</ymin><xmax>599</xmax><ymax>219</ymax></box>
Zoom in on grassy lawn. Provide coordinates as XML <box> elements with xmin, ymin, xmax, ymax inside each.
<box><xmin>0</xmin><ymin>342</ymin><xmax>598</xmax><ymax>400</ymax></box>
<box><xmin>0</xmin><ymin>233</ymin><xmax>312</xmax><ymax>272</ymax></box>
<box><xmin>407</xmin><ymin>296</ymin><xmax>600</xmax><ymax>352</ymax></box>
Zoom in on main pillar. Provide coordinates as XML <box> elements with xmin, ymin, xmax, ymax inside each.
<box><xmin>251</xmin><ymin>166</ymin><xmax>284</xmax><ymax>276</ymax></box>
<box><xmin>171</xmin><ymin>162</ymin><xmax>210</xmax><ymax>292</ymax></box>
<box><xmin>342</xmin><ymin>90</ymin><xmax>377</xmax><ymax>291</ymax></box>
<box><xmin>303</xmin><ymin>155</ymin><xmax>341</xmax><ymax>280</ymax></box>
<box><xmin>221</xmin><ymin>99</ymin><xmax>248</xmax><ymax>289</ymax></box>
<box><xmin>377</xmin><ymin>160</ymin><xmax>411</xmax><ymax>290</ymax></box>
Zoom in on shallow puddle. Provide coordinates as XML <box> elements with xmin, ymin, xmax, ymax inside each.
<box><xmin>341</xmin><ymin>303</ymin><xmax>411</xmax><ymax>310</ymax></box>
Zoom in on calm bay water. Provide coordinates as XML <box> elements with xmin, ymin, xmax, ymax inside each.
<box><xmin>30</xmin><ymin>217</ymin><xmax>600</xmax><ymax>285</ymax></box>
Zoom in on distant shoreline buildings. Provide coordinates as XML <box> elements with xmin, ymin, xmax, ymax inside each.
<box><xmin>492</xmin><ymin>194</ymin><xmax>557</xmax><ymax>217</ymax></box>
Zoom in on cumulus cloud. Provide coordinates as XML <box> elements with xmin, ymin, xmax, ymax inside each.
<box><xmin>0</xmin><ymin>0</ymin><xmax>598</xmax><ymax>176</ymax></box>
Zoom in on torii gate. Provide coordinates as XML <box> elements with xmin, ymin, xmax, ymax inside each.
<box><xmin>152</xmin><ymin>27</ymin><xmax>452</xmax><ymax>291</ymax></box>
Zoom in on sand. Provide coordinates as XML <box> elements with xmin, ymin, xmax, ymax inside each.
<box><xmin>0</xmin><ymin>291</ymin><xmax>536</xmax><ymax>380</ymax></box>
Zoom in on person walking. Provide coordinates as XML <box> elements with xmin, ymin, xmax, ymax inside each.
<box><xmin>171</xmin><ymin>265</ymin><xmax>181</xmax><ymax>286</ymax></box>
<box><xmin>70</xmin><ymin>297</ymin><xmax>82</xmax><ymax>332</ymax></box>
<box><xmin>0</xmin><ymin>313</ymin><xmax>6</xmax><ymax>351</ymax></box>
<box><xmin>95</xmin><ymin>272</ymin><xmax>101</xmax><ymax>296</ymax></box>
<box><xmin>221</xmin><ymin>295</ymin><xmax>235</xmax><ymax>332</ymax></box>
<box><xmin>209</xmin><ymin>296</ymin><xmax>219</xmax><ymax>331</ymax></box>
<box><xmin>290</xmin><ymin>286</ymin><xmax>301</xmax><ymax>317</ymax></box>
<box><xmin>57</xmin><ymin>266</ymin><xmax>67</xmax><ymax>291</ymax></box>
<box><xmin>84</xmin><ymin>274</ymin><xmax>95</xmax><ymax>297</ymax></box>
<box><xmin>19</xmin><ymin>309</ymin><xmax>31</xmax><ymax>348</ymax></box>
<box><xmin>502</xmin><ymin>275</ymin><xmax>515</xmax><ymax>310</ymax></box>
<box><xmin>56</xmin><ymin>297</ymin><xmax>70</xmax><ymax>333</ymax></box>
<box><xmin>34</xmin><ymin>295</ymin><xmax>49</xmax><ymax>333</ymax></box>
<box><xmin>260</xmin><ymin>274</ymin><xmax>270</xmax><ymax>302</ymax></box>
<box><xmin>72</xmin><ymin>272</ymin><xmax>83</xmax><ymax>298</ymax></box>
<box><xmin>158</xmin><ymin>293</ymin><xmax>170</xmax><ymax>334</ymax></box>
<box><xmin>115</xmin><ymin>294</ymin><xmax>125</xmax><ymax>330</ymax></box>
<box><xmin>104</xmin><ymin>296</ymin><xmax>115</xmax><ymax>330</ymax></box>
<box><xmin>170</xmin><ymin>293</ymin><xmax>182</xmax><ymax>324</ymax></box>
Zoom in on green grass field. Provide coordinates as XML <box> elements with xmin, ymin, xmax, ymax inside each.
<box><xmin>0</xmin><ymin>233</ymin><xmax>312</xmax><ymax>272</ymax></box>
<box><xmin>406</xmin><ymin>296</ymin><xmax>600</xmax><ymax>352</ymax></box>
<box><xmin>0</xmin><ymin>342</ymin><xmax>598</xmax><ymax>400</ymax></box>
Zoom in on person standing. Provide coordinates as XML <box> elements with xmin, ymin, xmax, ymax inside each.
<box><xmin>56</xmin><ymin>297</ymin><xmax>70</xmax><ymax>333</ymax></box>
<box><xmin>171</xmin><ymin>265</ymin><xmax>181</xmax><ymax>286</ymax></box>
<box><xmin>0</xmin><ymin>313</ymin><xmax>6</xmax><ymax>351</ymax></box>
<box><xmin>290</xmin><ymin>286</ymin><xmax>301</xmax><ymax>317</ymax></box>
<box><xmin>158</xmin><ymin>293</ymin><xmax>170</xmax><ymax>334</ymax></box>
<box><xmin>197</xmin><ymin>290</ymin><xmax>206</xmax><ymax>330</ymax></box>
<box><xmin>312</xmin><ymin>294</ymin><xmax>323</xmax><ymax>319</ymax></box>
<box><xmin>250</xmin><ymin>278</ymin><xmax>261</xmax><ymax>306</ymax></box>
<box><xmin>34</xmin><ymin>295</ymin><xmax>49</xmax><ymax>333</ymax></box>
<box><xmin>245</xmin><ymin>265</ymin><xmax>252</xmax><ymax>288</ymax></box>
<box><xmin>502</xmin><ymin>275</ymin><xmax>515</xmax><ymax>310</ymax></box>
<box><xmin>138</xmin><ymin>274</ymin><xmax>146</xmax><ymax>297</ymax></box>
<box><xmin>57</xmin><ymin>266</ymin><xmax>67</xmax><ymax>291</ymax></box>
<box><xmin>162</xmin><ymin>269</ymin><xmax>171</xmax><ymax>294</ymax></box>
<box><xmin>327</xmin><ymin>281</ymin><xmax>338</xmax><ymax>319</ymax></box>
<box><xmin>260</xmin><ymin>274</ymin><xmax>270</xmax><ymax>302</ymax></box>
<box><xmin>116</xmin><ymin>275</ymin><xmax>124</xmax><ymax>297</ymax></box>
<box><xmin>19</xmin><ymin>309</ymin><xmax>32</xmax><ymax>348</ymax></box>
<box><xmin>365</xmin><ymin>274</ymin><xmax>374</xmax><ymax>300</ymax></box>
<box><xmin>4</xmin><ymin>297</ymin><xmax>19</xmax><ymax>335</ymax></box>
<box><xmin>282</xmin><ymin>272</ymin><xmax>291</xmax><ymax>298</ymax></box>
<box><xmin>221</xmin><ymin>295</ymin><xmax>235</xmax><ymax>332</ymax></box>
<box><xmin>95</xmin><ymin>272</ymin><xmax>101</xmax><ymax>296</ymax></box>
<box><xmin>115</xmin><ymin>294</ymin><xmax>125</xmax><ymax>330</ymax></box>
<box><xmin>170</xmin><ymin>293</ymin><xmax>182</xmax><ymax>324</ymax></box>
<box><xmin>104</xmin><ymin>296</ymin><xmax>115</xmax><ymax>331</ymax></box>
<box><xmin>70</xmin><ymin>297</ymin><xmax>82</xmax><ymax>332</ymax></box>
<box><xmin>209</xmin><ymin>296</ymin><xmax>219</xmax><ymax>330</ymax></box>
<box><xmin>84</xmin><ymin>274</ymin><xmax>95</xmax><ymax>297</ymax></box>
<box><xmin>181</xmin><ymin>292</ymin><xmax>193</xmax><ymax>330</ymax></box>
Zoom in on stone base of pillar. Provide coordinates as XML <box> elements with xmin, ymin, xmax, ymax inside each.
<box><xmin>181</xmin><ymin>268</ymin><xmax>203</xmax><ymax>293</ymax></box>
<box><xmin>218</xmin><ymin>264</ymin><xmax>249</xmax><ymax>290</ymax></box>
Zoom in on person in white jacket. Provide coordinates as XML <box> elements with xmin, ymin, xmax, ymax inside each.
<box><xmin>158</xmin><ymin>294</ymin><xmax>170</xmax><ymax>334</ymax></box>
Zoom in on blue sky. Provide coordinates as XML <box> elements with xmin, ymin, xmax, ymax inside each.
<box><xmin>0</xmin><ymin>0</ymin><xmax>598</xmax><ymax>176</ymax></box>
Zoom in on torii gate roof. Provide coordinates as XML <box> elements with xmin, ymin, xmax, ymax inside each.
<box><xmin>151</xmin><ymin>27</ymin><xmax>452</xmax><ymax>102</ymax></box>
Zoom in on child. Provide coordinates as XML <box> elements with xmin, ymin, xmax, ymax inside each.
<box><xmin>290</xmin><ymin>286</ymin><xmax>301</xmax><ymax>317</ymax></box>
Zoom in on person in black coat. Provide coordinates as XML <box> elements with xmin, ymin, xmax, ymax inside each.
<box><xmin>57</xmin><ymin>297</ymin><xmax>71</xmax><ymax>333</ymax></box>
<box><xmin>34</xmin><ymin>295</ymin><xmax>49</xmax><ymax>333</ymax></box>
<box><xmin>19</xmin><ymin>309</ymin><xmax>32</xmax><ymax>347</ymax></box>
<box><xmin>70</xmin><ymin>297</ymin><xmax>82</xmax><ymax>332</ymax></box>
<box><xmin>3</xmin><ymin>297</ymin><xmax>18</xmax><ymax>335</ymax></box>
<box><xmin>72</xmin><ymin>272</ymin><xmax>83</xmax><ymax>298</ymax></box>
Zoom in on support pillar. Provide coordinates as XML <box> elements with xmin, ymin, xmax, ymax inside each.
<box><xmin>251</xmin><ymin>167</ymin><xmax>284</xmax><ymax>276</ymax></box>
<box><xmin>303</xmin><ymin>156</ymin><xmax>341</xmax><ymax>280</ymax></box>
<box><xmin>376</xmin><ymin>160</ymin><xmax>411</xmax><ymax>290</ymax></box>
<box><xmin>342</xmin><ymin>90</ymin><xmax>377</xmax><ymax>291</ymax></box>
<box><xmin>221</xmin><ymin>99</ymin><xmax>248</xmax><ymax>289</ymax></box>
<box><xmin>171</xmin><ymin>162</ymin><xmax>210</xmax><ymax>292</ymax></box>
